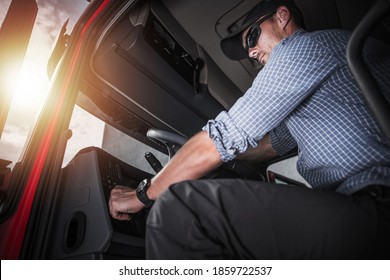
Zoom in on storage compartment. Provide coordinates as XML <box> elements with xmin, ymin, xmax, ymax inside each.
<box><xmin>87</xmin><ymin>0</ymin><xmax>242</xmax><ymax>138</ymax></box>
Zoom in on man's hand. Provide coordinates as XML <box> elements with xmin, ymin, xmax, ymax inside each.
<box><xmin>109</xmin><ymin>185</ymin><xmax>145</xmax><ymax>221</ymax></box>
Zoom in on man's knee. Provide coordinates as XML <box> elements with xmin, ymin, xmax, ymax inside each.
<box><xmin>146</xmin><ymin>180</ymin><xmax>197</xmax><ymax>228</ymax></box>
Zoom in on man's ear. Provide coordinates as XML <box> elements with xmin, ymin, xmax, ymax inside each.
<box><xmin>276</xmin><ymin>6</ymin><xmax>291</xmax><ymax>30</ymax></box>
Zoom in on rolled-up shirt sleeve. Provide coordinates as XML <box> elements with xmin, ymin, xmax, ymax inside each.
<box><xmin>203</xmin><ymin>112</ymin><xmax>258</xmax><ymax>162</ymax></box>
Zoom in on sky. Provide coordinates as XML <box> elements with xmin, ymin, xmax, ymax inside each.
<box><xmin>0</xmin><ymin>0</ymin><xmax>92</xmax><ymax>167</ymax></box>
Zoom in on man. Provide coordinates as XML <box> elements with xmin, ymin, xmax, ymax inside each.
<box><xmin>109</xmin><ymin>0</ymin><xmax>390</xmax><ymax>259</ymax></box>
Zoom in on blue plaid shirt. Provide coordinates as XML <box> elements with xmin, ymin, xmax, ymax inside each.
<box><xmin>204</xmin><ymin>29</ymin><xmax>390</xmax><ymax>194</ymax></box>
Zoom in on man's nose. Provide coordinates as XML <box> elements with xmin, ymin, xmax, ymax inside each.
<box><xmin>248</xmin><ymin>47</ymin><xmax>258</xmax><ymax>60</ymax></box>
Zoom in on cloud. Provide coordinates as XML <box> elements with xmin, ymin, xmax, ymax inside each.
<box><xmin>0</xmin><ymin>0</ymin><xmax>11</xmax><ymax>23</ymax></box>
<box><xmin>0</xmin><ymin>140</ymin><xmax>22</xmax><ymax>166</ymax></box>
<box><xmin>0</xmin><ymin>0</ymin><xmax>11</xmax><ymax>26</ymax></box>
<box><xmin>35</xmin><ymin>0</ymin><xmax>89</xmax><ymax>46</ymax></box>
<box><xmin>0</xmin><ymin>122</ymin><xmax>31</xmax><ymax>166</ymax></box>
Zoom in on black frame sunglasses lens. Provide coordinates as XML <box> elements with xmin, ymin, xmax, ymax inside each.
<box><xmin>246</xmin><ymin>26</ymin><xmax>260</xmax><ymax>49</ymax></box>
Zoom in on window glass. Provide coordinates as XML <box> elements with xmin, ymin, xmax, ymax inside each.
<box><xmin>0</xmin><ymin>0</ymin><xmax>88</xmax><ymax>170</ymax></box>
<box><xmin>64</xmin><ymin>105</ymin><xmax>169</xmax><ymax>174</ymax></box>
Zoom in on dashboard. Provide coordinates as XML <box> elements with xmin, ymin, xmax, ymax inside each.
<box><xmin>49</xmin><ymin>147</ymin><xmax>151</xmax><ymax>259</ymax></box>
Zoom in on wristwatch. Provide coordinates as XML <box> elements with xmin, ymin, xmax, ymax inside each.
<box><xmin>136</xmin><ymin>179</ymin><xmax>154</xmax><ymax>208</ymax></box>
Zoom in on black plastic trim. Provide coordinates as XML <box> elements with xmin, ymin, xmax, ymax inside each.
<box><xmin>347</xmin><ymin>0</ymin><xmax>390</xmax><ymax>141</ymax></box>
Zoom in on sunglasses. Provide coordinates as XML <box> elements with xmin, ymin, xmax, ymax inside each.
<box><xmin>244</xmin><ymin>12</ymin><xmax>276</xmax><ymax>50</ymax></box>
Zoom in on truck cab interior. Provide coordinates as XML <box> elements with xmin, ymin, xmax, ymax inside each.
<box><xmin>1</xmin><ymin>0</ymin><xmax>389</xmax><ymax>259</ymax></box>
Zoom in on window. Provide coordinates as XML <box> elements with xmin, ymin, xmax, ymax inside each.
<box><xmin>64</xmin><ymin>105</ymin><xmax>168</xmax><ymax>174</ymax></box>
<box><xmin>0</xmin><ymin>0</ymin><xmax>89</xmax><ymax>171</ymax></box>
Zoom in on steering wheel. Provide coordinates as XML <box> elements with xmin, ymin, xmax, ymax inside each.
<box><xmin>147</xmin><ymin>128</ymin><xmax>188</xmax><ymax>159</ymax></box>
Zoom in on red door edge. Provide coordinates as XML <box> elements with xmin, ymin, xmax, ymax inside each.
<box><xmin>0</xmin><ymin>0</ymin><xmax>111</xmax><ymax>259</ymax></box>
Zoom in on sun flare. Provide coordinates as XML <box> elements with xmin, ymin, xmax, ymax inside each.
<box><xmin>10</xmin><ymin>59</ymin><xmax>49</xmax><ymax>113</ymax></box>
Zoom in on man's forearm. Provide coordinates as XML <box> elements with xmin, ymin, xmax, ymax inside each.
<box><xmin>235</xmin><ymin>133</ymin><xmax>278</xmax><ymax>162</ymax></box>
<box><xmin>147</xmin><ymin>130</ymin><xmax>222</xmax><ymax>200</ymax></box>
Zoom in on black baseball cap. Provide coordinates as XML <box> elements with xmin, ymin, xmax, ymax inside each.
<box><xmin>220</xmin><ymin>0</ymin><xmax>301</xmax><ymax>60</ymax></box>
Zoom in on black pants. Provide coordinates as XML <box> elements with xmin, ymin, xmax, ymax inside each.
<box><xmin>145</xmin><ymin>179</ymin><xmax>390</xmax><ymax>259</ymax></box>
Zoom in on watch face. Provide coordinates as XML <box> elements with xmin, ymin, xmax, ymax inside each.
<box><xmin>136</xmin><ymin>179</ymin><xmax>153</xmax><ymax>207</ymax></box>
<box><xmin>136</xmin><ymin>180</ymin><xmax>146</xmax><ymax>196</ymax></box>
